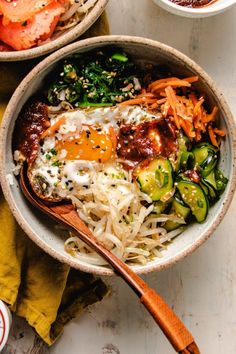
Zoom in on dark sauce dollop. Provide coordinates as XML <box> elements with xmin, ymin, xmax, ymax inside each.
<box><xmin>170</xmin><ymin>0</ymin><xmax>215</xmax><ymax>7</ymax></box>
<box><xmin>13</xmin><ymin>100</ymin><xmax>50</xmax><ymax>163</ymax></box>
<box><xmin>117</xmin><ymin>118</ymin><xmax>177</xmax><ymax>162</ymax></box>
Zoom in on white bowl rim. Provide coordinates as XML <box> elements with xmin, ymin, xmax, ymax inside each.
<box><xmin>153</xmin><ymin>0</ymin><xmax>236</xmax><ymax>15</ymax></box>
<box><xmin>0</xmin><ymin>35</ymin><xmax>236</xmax><ymax>276</ymax></box>
<box><xmin>0</xmin><ymin>0</ymin><xmax>109</xmax><ymax>62</ymax></box>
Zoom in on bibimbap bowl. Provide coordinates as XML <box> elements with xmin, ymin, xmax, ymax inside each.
<box><xmin>0</xmin><ymin>36</ymin><xmax>236</xmax><ymax>276</ymax></box>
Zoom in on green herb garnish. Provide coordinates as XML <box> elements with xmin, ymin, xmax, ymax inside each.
<box><xmin>52</xmin><ymin>160</ymin><xmax>62</xmax><ymax>167</ymax></box>
<box><xmin>50</xmin><ymin>148</ymin><xmax>57</xmax><ymax>156</ymax></box>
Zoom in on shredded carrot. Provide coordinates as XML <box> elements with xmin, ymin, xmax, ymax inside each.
<box><xmin>179</xmin><ymin>118</ymin><xmax>189</xmax><ymax>138</ymax></box>
<box><xmin>120</xmin><ymin>97</ymin><xmax>157</xmax><ymax>106</ymax></box>
<box><xmin>148</xmin><ymin>76</ymin><xmax>198</xmax><ymax>91</ymax></box>
<box><xmin>157</xmin><ymin>98</ymin><xmax>167</xmax><ymax>104</ymax></box>
<box><xmin>189</xmin><ymin>93</ymin><xmax>198</xmax><ymax>105</ymax></box>
<box><xmin>193</xmin><ymin>98</ymin><xmax>204</xmax><ymax>116</ymax></box>
<box><xmin>40</xmin><ymin>116</ymin><xmax>66</xmax><ymax>139</ymax></box>
<box><xmin>177</xmin><ymin>96</ymin><xmax>193</xmax><ymax>105</ymax></box>
<box><xmin>165</xmin><ymin>86</ymin><xmax>180</xmax><ymax>129</ymax></box>
<box><xmin>150</xmin><ymin>102</ymin><xmax>158</xmax><ymax>109</ymax></box>
<box><xmin>148</xmin><ymin>77</ymin><xmax>178</xmax><ymax>91</ymax></box>
<box><xmin>136</xmin><ymin>92</ymin><xmax>156</xmax><ymax>98</ymax></box>
<box><xmin>200</xmin><ymin>111</ymin><xmax>207</xmax><ymax>132</ymax></box>
<box><xmin>151</xmin><ymin>80</ymin><xmax>191</xmax><ymax>94</ymax></box>
<box><xmin>214</xmin><ymin>128</ymin><xmax>226</xmax><ymax>137</ymax></box>
<box><xmin>192</xmin><ymin>97</ymin><xmax>204</xmax><ymax>132</ymax></box>
<box><xmin>162</xmin><ymin>101</ymin><xmax>170</xmax><ymax>118</ymax></box>
<box><xmin>203</xmin><ymin>106</ymin><xmax>218</xmax><ymax>123</ymax></box>
<box><xmin>180</xmin><ymin>118</ymin><xmax>196</xmax><ymax>139</ymax></box>
<box><xmin>183</xmin><ymin>76</ymin><xmax>199</xmax><ymax>83</ymax></box>
<box><xmin>120</xmin><ymin>99</ymin><xmax>142</xmax><ymax>106</ymax></box>
<box><xmin>115</xmin><ymin>75</ymin><xmax>224</xmax><ymax>145</ymax></box>
<box><xmin>195</xmin><ymin>129</ymin><xmax>202</xmax><ymax>141</ymax></box>
<box><xmin>208</xmin><ymin>125</ymin><xmax>218</xmax><ymax>147</ymax></box>
<box><xmin>193</xmin><ymin>107</ymin><xmax>202</xmax><ymax>130</ymax></box>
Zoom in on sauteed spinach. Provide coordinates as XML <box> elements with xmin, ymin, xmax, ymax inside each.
<box><xmin>47</xmin><ymin>50</ymin><xmax>141</xmax><ymax>107</ymax></box>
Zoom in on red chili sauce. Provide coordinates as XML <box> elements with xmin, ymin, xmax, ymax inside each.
<box><xmin>170</xmin><ymin>0</ymin><xmax>215</xmax><ymax>7</ymax></box>
<box><xmin>184</xmin><ymin>169</ymin><xmax>201</xmax><ymax>183</ymax></box>
<box><xmin>117</xmin><ymin>118</ymin><xmax>178</xmax><ymax>162</ymax></box>
<box><xmin>14</xmin><ymin>100</ymin><xmax>50</xmax><ymax>163</ymax></box>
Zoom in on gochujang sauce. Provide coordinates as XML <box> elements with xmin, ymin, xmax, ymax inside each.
<box><xmin>170</xmin><ymin>0</ymin><xmax>215</xmax><ymax>7</ymax></box>
<box><xmin>13</xmin><ymin>100</ymin><xmax>50</xmax><ymax>163</ymax></box>
<box><xmin>117</xmin><ymin>119</ymin><xmax>177</xmax><ymax>162</ymax></box>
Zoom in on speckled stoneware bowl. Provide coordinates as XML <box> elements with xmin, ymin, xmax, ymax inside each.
<box><xmin>0</xmin><ymin>0</ymin><xmax>108</xmax><ymax>62</ymax></box>
<box><xmin>1</xmin><ymin>36</ymin><xmax>236</xmax><ymax>276</ymax></box>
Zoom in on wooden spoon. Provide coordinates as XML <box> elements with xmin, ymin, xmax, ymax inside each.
<box><xmin>20</xmin><ymin>164</ymin><xmax>200</xmax><ymax>354</ymax></box>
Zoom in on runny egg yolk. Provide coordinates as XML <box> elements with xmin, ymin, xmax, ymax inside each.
<box><xmin>56</xmin><ymin>126</ymin><xmax>115</xmax><ymax>162</ymax></box>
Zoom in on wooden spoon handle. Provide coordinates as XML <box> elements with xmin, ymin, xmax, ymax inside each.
<box><xmin>56</xmin><ymin>208</ymin><xmax>200</xmax><ymax>353</ymax></box>
<box><xmin>141</xmin><ymin>290</ymin><xmax>200</xmax><ymax>353</ymax></box>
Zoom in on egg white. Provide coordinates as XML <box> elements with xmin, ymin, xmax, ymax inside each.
<box><xmin>28</xmin><ymin>105</ymin><xmax>159</xmax><ymax>200</ymax></box>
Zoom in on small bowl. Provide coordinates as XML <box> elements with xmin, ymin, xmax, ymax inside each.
<box><xmin>0</xmin><ymin>35</ymin><xmax>236</xmax><ymax>276</ymax></box>
<box><xmin>152</xmin><ymin>0</ymin><xmax>236</xmax><ymax>17</ymax></box>
<box><xmin>0</xmin><ymin>0</ymin><xmax>108</xmax><ymax>62</ymax></box>
<box><xmin>0</xmin><ymin>301</ymin><xmax>12</xmax><ymax>352</ymax></box>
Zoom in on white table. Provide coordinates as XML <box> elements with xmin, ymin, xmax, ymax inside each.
<box><xmin>4</xmin><ymin>1</ymin><xmax>236</xmax><ymax>353</ymax></box>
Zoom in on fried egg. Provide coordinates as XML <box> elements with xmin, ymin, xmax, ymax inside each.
<box><xmin>28</xmin><ymin>105</ymin><xmax>160</xmax><ymax>200</ymax></box>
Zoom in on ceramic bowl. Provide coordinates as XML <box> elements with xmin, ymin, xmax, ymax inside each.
<box><xmin>0</xmin><ymin>0</ymin><xmax>108</xmax><ymax>62</ymax></box>
<box><xmin>152</xmin><ymin>0</ymin><xmax>236</xmax><ymax>18</ymax></box>
<box><xmin>0</xmin><ymin>36</ymin><xmax>236</xmax><ymax>276</ymax></box>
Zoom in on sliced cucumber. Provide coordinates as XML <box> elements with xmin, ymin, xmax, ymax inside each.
<box><xmin>200</xmin><ymin>182</ymin><xmax>209</xmax><ymax>196</ymax></box>
<box><xmin>192</xmin><ymin>143</ymin><xmax>217</xmax><ymax>165</ymax></box>
<box><xmin>203</xmin><ymin>170</ymin><xmax>217</xmax><ymax>189</ymax></box>
<box><xmin>174</xmin><ymin>133</ymin><xmax>189</xmax><ymax>172</ymax></box>
<box><xmin>179</xmin><ymin>151</ymin><xmax>194</xmax><ymax>171</ymax></box>
<box><xmin>201</xmin><ymin>154</ymin><xmax>218</xmax><ymax>178</ymax></box>
<box><xmin>201</xmin><ymin>180</ymin><xmax>217</xmax><ymax>201</ymax></box>
<box><xmin>173</xmin><ymin>198</ymin><xmax>191</xmax><ymax>218</ymax></box>
<box><xmin>136</xmin><ymin>158</ymin><xmax>173</xmax><ymax>201</ymax></box>
<box><xmin>201</xmin><ymin>180</ymin><xmax>217</xmax><ymax>200</ymax></box>
<box><xmin>200</xmin><ymin>170</ymin><xmax>218</xmax><ymax>201</ymax></box>
<box><xmin>165</xmin><ymin>198</ymin><xmax>191</xmax><ymax>231</ymax></box>
<box><xmin>192</xmin><ymin>142</ymin><xmax>218</xmax><ymax>177</ymax></box>
<box><xmin>177</xmin><ymin>181</ymin><xmax>208</xmax><ymax>222</ymax></box>
<box><xmin>152</xmin><ymin>201</ymin><xmax>168</xmax><ymax>214</ymax></box>
<box><xmin>215</xmin><ymin>169</ymin><xmax>228</xmax><ymax>193</ymax></box>
<box><xmin>176</xmin><ymin>173</ymin><xmax>191</xmax><ymax>182</ymax></box>
<box><xmin>174</xmin><ymin>194</ymin><xmax>189</xmax><ymax>208</ymax></box>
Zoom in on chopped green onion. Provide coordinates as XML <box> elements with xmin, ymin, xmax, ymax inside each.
<box><xmin>111</xmin><ymin>53</ymin><xmax>129</xmax><ymax>62</ymax></box>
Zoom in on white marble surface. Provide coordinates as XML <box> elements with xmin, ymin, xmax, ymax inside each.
<box><xmin>4</xmin><ymin>0</ymin><xmax>236</xmax><ymax>353</ymax></box>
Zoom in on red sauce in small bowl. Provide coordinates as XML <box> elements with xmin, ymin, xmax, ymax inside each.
<box><xmin>170</xmin><ymin>0</ymin><xmax>216</xmax><ymax>8</ymax></box>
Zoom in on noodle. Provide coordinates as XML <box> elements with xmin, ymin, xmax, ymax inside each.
<box><xmin>55</xmin><ymin>0</ymin><xmax>98</xmax><ymax>32</ymax></box>
<box><xmin>64</xmin><ymin>163</ymin><xmax>185</xmax><ymax>265</ymax></box>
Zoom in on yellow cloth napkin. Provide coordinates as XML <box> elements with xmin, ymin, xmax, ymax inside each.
<box><xmin>0</xmin><ymin>13</ymin><xmax>109</xmax><ymax>346</ymax></box>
